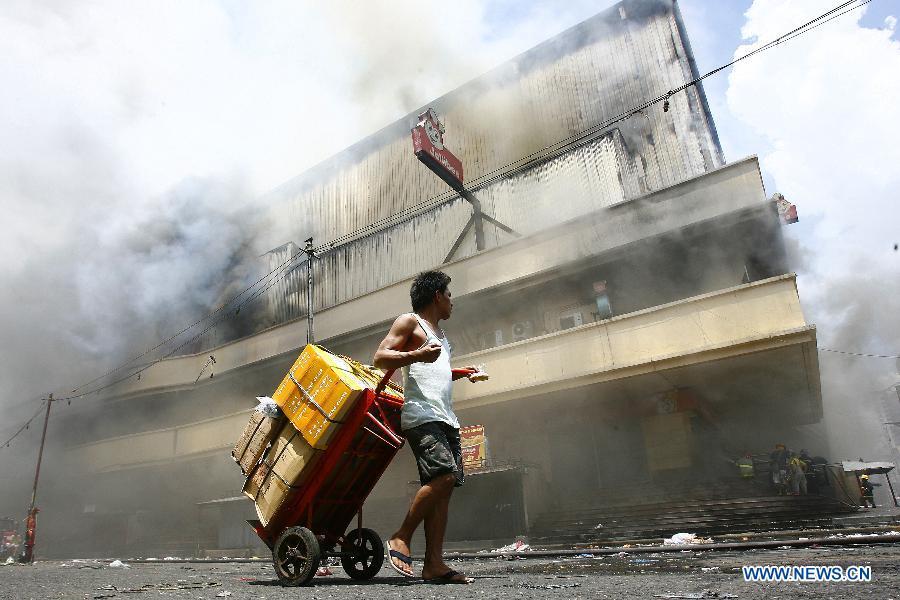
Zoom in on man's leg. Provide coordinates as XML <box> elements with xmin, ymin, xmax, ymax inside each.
<box><xmin>421</xmin><ymin>482</ymin><xmax>453</xmax><ymax>579</ymax></box>
<box><xmin>387</xmin><ymin>474</ymin><xmax>454</xmax><ymax>576</ymax></box>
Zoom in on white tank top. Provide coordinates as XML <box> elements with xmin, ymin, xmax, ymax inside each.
<box><xmin>400</xmin><ymin>313</ymin><xmax>459</xmax><ymax>431</ymax></box>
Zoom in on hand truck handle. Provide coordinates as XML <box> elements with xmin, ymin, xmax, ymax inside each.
<box><xmin>374</xmin><ymin>369</ymin><xmax>396</xmax><ymax>397</ymax></box>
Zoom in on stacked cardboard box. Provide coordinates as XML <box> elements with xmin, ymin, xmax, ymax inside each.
<box><xmin>232</xmin><ymin>410</ymin><xmax>284</xmax><ymax>476</ymax></box>
<box><xmin>236</xmin><ymin>345</ymin><xmax>385</xmax><ymax>526</ymax></box>
<box><xmin>242</xmin><ymin>421</ymin><xmax>323</xmax><ymax>525</ymax></box>
<box><xmin>271</xmin><ymin>346</ymin><xmax>370</xmax><ymax>449</ymax></box>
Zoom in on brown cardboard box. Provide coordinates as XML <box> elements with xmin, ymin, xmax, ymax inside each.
<box><xmin>268</xmin><ymin>422</ymin><xmax>322</xmax><ymax>485</ymax></box>
<box><xmin>232</xmin><ymin>410</ymin><xmax>284</xmax><ymax>475</ymax></box>
<box><xmin>241</xmin><ymin>421</ymin><xmax>323</xmax><ymax>527</ymax></box>
<box><xmin>242</xmin><ymin>462</ymin><xmax>299</xmax><ymax>527</ymax></box>
<box><xmin>242</xmin><ymin>458</ymin><xmax>270</xmax><ymax>501</ymax></box>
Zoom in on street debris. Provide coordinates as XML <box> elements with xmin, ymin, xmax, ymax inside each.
<box><xmin>663</xmin><ymin>533</ymin><xmax>713</xmax><ymax>546</ymax></box>
<box><xmin>482</xmin><ymin>539</ymin><xmax>531</xmax><ymax>554</ymax></box>
<box><xmin>315</xmin><ymin>566</ymin><xmax>333</xmax><ymax>576</ymax></box>
<box><xmin>4</xmin><ymin>556</ymin><xmax>14</xmax><ymax>565</ymax></box>
<box><xmin>156</xmin><ymin>582</ymin><xmax>220</xmax><ymax>591</ymax></box>
<box><xmin>64</xmin><ymin>559</ymin><xmax>104</xmax><ymax>569</ymax></box>
<box><xmin>108</xmin><ymin>559</ymin><xmax>130</xmax><ymax>569</ymax></box>
<box><xmin>521</xmin><ymin>582</ymin><xmax>582</xmax><ymax>590</ymax></box>
<box><xmin>826</xmin><ymin>531</ymin><xmax>897</xmax><ymax>539</ymax></box>
<box><xmin>654</xmin><ymin>591</ymin><xmax>736</xmax><ymax>599</ymax></box>
<box><xmin>215</xmin><ymin>592</ymin><xmax>232</xmax><ymax>598</ymax></box>
<box><xmin>95</xmin><ymin>582</ymin><xmax>221</xmax><ymax>594</ymax></box>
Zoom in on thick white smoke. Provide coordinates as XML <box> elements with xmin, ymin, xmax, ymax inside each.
<box><xmin>726</xmin><ymin>0</ymin><xmax>900</xmax><ymax>463</ymax></box>
<box><xmin>0</xmin><ymin>1</ymin><xmax>610</xmax><ymax>416</ymax></box>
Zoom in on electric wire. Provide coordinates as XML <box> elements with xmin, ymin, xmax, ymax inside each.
<box><xmin>1</xmin><ymin>249</ymin><xmax>312</xmax><ymax>409</ymax></box>
<box><xmin>66</xmin><ymin>244</ymin><xmax>311</xmax><ymax>395</ymax></box>
<box><xmin>52</xmin><ymin>244</ymin><xmax>318</xmax><ymax>401</ymax></box>
<box><xmin>1</xmin><ymin>400</ymin><xmax>47</xmax><ymax>449</ymax></box>
<box><xmin>818</xmin><ymin>348</ymin><xmax>900</xmax><ymax>359</ymax></box>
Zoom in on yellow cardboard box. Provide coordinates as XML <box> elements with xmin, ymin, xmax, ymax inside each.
<box><xmin>271</xmin><ymin>345</ymin><xmax>369</xmax><ymax>449</ymax></box>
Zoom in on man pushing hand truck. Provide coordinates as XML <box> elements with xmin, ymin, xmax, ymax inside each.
<box><xmin>374</xmin><ymin>270</ymin><xmax>487</xmax><ymax>584</ymax></box>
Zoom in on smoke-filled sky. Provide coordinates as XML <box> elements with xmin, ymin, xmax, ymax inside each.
<box><xmin>0</xmin><ymin>0</ymin><xmax>898</xmax><ymax>462</ymax></box>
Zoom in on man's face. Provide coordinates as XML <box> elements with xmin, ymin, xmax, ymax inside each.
<box><xmin>434</xmin><ymin>287</ymin><xmax>453</xmax><ymax>320</ymax></box>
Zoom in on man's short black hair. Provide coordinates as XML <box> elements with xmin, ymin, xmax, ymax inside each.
<box><xmin>410</xmin><ymin>270</ymin><xmax>451</xmax><ymax>312</ymax></box>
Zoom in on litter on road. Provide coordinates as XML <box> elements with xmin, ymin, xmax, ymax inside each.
<box><xmin>522</xmin><ymin>582</ymin><xmax>582</xmax><ymax>589</ymax></box>
<box><xmin>654</xmin><ymin>591</ymin><xmax>737</xmax><ymax>599</ymax></box>
<box><xmin>486</xmin><ymin>540</ymin><xmax>531</xmax><ymax>553</ymax></box>
<box><xmin>664</xmin><ymin>533</ymin><xmax>714</xmax><ymax>546</ymax></box>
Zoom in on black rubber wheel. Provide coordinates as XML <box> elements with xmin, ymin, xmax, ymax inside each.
<box><xmin>272</xmin><ymin>526</ymin><xmax>321</xmax><ymax>586</ymax></box>
<box><xmin>340</xmin><ymin>527</ymin><xmax>384</xmax><ymax>580</ymax></box>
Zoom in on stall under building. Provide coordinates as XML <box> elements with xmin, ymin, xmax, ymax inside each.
<box><xmin>45</xmin><ymin>0</ymin><xmax>844</xmax><ymax>557</ymax></box>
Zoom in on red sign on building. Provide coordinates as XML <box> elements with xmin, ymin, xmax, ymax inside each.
<box><xmin>411</xmin><ymin>108</ymin><xmax>464</xmax><ymax>192</ymax></box>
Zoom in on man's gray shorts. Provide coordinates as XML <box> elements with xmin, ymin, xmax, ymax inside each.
<box><xmin>403</xmin><ymin>421</ymin><xmax>465</xmax><ymax>487</ymax></box>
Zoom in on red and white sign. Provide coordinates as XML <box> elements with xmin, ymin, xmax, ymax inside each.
<box><xmin>411</xmin><ymin>108</ymin><xmax>464</xmax><ymax>191</ymax></box>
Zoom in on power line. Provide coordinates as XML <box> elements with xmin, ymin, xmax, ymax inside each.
<box><xmin>1</xmin><ymin>400</ymin><xmax>47</xmax><ymax>449</ymax></box>
<box><xmin>819</xmin><ymin>347</ymin><xmax>900</xmax><ymax>359</ymax></box>
<box><xmin>1</xmin><ymin>0</ymin><xmax>876</xmax><ymax>439</ymax></box>
<box><xmin>52</xmin><ymin>243</ymin><xmax>324</xmax><ymax>401</ymax></box>
<box><xmin>66</xmin><ymin>243</ymin><xmax>312</xmax><ymax>396</ymax></box>
<box><xmin>55</xmin><ymin>256</ymin><xmax>312</xmax><ymax>401</ymax></box>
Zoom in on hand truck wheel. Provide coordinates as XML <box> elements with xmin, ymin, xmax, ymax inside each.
<box><xmin>272</xmin><ymin>526</ymin><xmax>321</xmax><ymax>586</ymax></box>
<box><xmin>340</xmin><ymin>527</ymin><xmax>384</xmax><ymax>580</ymax></box>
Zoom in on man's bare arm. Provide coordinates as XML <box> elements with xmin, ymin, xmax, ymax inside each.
<box><xmin>373</xmin><ymin>315</ymin><xmax>440</xmax><ymax>369</ymax></box>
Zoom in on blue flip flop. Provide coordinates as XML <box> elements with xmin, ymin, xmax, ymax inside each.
<box><xmin>385</xmin><ymin>540</ymin><xmax>415</xmax><ymax>578</ymax></box>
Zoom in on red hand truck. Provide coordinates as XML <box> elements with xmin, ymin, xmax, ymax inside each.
<box><xmin>247</xmin><ymin>369</ymin><xmax>404</xmax><ymax>586</ymax></box>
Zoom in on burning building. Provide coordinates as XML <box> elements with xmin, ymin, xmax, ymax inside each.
<box><xmin>48</xmin><ymin>0</ymin><xmax>836</xmax><ymax>556</ymax></box>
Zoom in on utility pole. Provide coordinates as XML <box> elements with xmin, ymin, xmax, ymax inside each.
<box><xmin>305</xmin><ymin>238</ymin><xmax>315</xmax><ymax>344</ymax></box>
<box><xmin>22</xmin><ymin>393</ymin><xmax>52</xmax><ymax>563</ymax></box>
